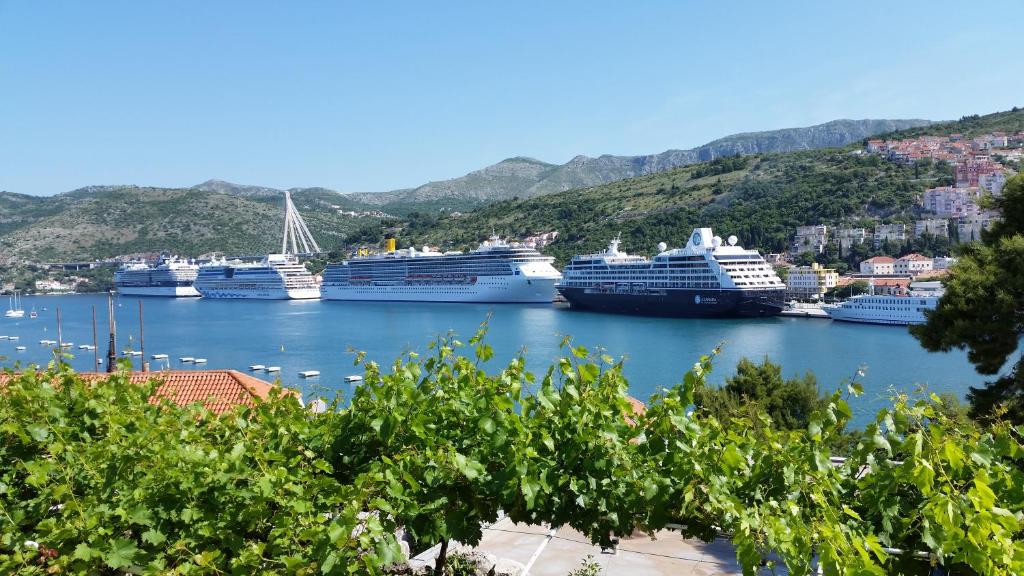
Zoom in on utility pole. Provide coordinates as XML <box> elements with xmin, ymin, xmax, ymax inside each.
<box><xmin>106</xmin><ymin>291</ymin><xmax>117</xmax><ymax>373</ymax></box>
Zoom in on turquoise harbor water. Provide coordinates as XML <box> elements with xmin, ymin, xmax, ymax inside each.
<box><xmin>2</xmin><ymin>293</ymin><xmax>985</xmax><ymax>427</ymax></box>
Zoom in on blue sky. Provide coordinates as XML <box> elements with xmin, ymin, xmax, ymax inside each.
<box><xmin>2</xmin><ymin>1</ymin><xmax>1022</xmax><ymax>196</ymax></box>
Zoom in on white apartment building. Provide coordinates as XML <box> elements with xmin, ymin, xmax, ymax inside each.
<box><xmin>873</xmin><ymin>223</ymin><xmax>908</xmax><ymax>249</ymax></box>
<box><xmin>957</xmin><ymin>211</ymin><xmax>998</xmax><ymax>242</ymax></box>
<box><xmin>859</xmin><ymin>256</ymin><xmax>895</xmax><ymax>275</ymax></box>
<box><xmin>893</xmin><ymin>254</ymin><xmax>934</xmax><ymax>276</ymax></box>
<box><xmin>791</xmin><ymin>225</ymin><xmax>829</xmax><ymax>255</ymax></box>
<box><xmin>836</xmin><ymin>228</ymin><xmax>868</xmax><ymax>256</ymax></box>
<box><xmin>913</xmin><ymin>219</ymin><xmax>949</xmax><ymax>239</ymax></box>
<box><xmin>922</xmin><ymin>186</ymin><xmax>982</xmax><ymax>218</ymax></box>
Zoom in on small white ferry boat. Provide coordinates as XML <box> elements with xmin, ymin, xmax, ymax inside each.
<box><xmin>825</xmin><ymin>281</ymin><xmax>943</xmax><ymax>326</ymax></box>
<box><xmin>299</xmin><ymin>370</ymin><xmax>320</xmax><ymax>378</ymax></box>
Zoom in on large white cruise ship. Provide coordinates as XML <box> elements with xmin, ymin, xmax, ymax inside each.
<box><xmin>194</xmin><ymin>254</ymin><xmax>320</xmax><ymax>300</ymax></box>
<box><xmin>192</xmin><ymin>191</ymin><xmax>321</xmax><ymax>300</ymax></box>
<box><xmin>556</xmin><ymin>228</ymin><xmax>786</xmax><ymax>317</ymax></box>
<box><xmin>825</xmin><ymin>281</ymin><xmax>942</xmax><ymax>326</ymax></box>
<box><xmin>321</xmin><ymin>235</ymin><xmax>562</xmax><ymax>303</ymax></box>
<box><xmin>114</xmin><ymin>256</ymin><xmax>200</xmax><ymax>297</ymax></box>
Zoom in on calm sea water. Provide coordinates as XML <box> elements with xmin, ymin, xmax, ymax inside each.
<box><xmin>1</xmin><ymin>294</ymin><xmax>985</xmax><ymax>427</ymax></box>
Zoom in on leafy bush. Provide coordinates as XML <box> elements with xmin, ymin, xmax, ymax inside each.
<box><xmin>2</xmin><ymin>328</ymin><xmax>1022</xmax><ymax>575</ymax></box>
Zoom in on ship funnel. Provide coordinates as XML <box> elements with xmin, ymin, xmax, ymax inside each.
<box><xmin>385</xmin><ymin>234</ymin><xmax>397</xmax><ymax>253</ymax></box>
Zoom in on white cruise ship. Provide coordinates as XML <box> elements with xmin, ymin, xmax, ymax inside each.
<box><xmin>194</xmin><ymin>254</ymin><xmax>320</xmax><ymax>300</ymax></box>
<box><xmin>556</xmin><ymin>228</ymin><xmax>786</xmax><ymax>317</ymax></box>
<box><xmin>114</xmin><ymin>256</ymin><xmax>200</xmax><ymax>297</ymax></box>
<box><xmin>321</xmin><ymin>235</ymin><xmax>562</xmax><ymax>303</ymax></box>
<box><xmin>192</xmin><ymin>191</ymin><xmax>321</xmax><ymax>300</ymax></box>
<box><xmin>825</xmin><ymin>281</ymin><xmax>942</xmax><ymax>326</ymax></box>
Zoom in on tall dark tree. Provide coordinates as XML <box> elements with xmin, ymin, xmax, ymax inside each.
<box><xmin>911</xmin><ymin>173</ymin><xmax>1024</xmax><ymax>423</ymax></box>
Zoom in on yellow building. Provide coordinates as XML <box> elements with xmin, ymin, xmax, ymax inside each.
<box><xmin>785</xmin><ymin>262</ymin><xmax>839</xmax><ymax>301</ymax></box>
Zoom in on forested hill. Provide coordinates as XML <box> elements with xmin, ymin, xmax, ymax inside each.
<box><xmin>384</xmin><ymin>107</ymin><xmax>1023</xmax><ymax>264</ymax></box>
<box><xmin>0</xmin><ymin>187</ymin><xmax>372</xmax><ymax>262</ymax></box>
<box><xmin>387</xmin><ymin>151</ymin><xmax>941</xmax><ymax>265</ymax></box>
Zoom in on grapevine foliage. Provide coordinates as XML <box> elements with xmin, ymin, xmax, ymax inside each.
<box><xmin>1</xmin><ymin>325</ymin><xmax>1022</xmax><ymax>575</ymax></box>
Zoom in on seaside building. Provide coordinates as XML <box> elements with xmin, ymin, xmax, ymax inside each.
<box><xmin>791</xmin><ymin>225</ymin><xmax>828</xmax><ymax>255</ymax></box>
<box><xmin>859</xmin><ymin>256</ymin><xmax>895</xmax><ymax>275</ymax></box>
<box><xmin>873</xmin><ymin>224</ymin><xmax>907</xmax><ymax>249</ymax></box>
<box><xmin>785</xmin><ymin>263</ymin><xmax>839</xmax><ymax>301</ymax></box>
<box><xmin>933</xmin><ymin>256</ymin><xmax>957</xmax><ymax>270</ymax></box>
<box><xmin>913</xmin><ymin>219</ymin><xmax>950</xmax><ymax>239</ymax></box>
<box><xmin>835</xmin><ymin>228</ymin><xmax>868</xmax><ymax>256</ymax></box>
<box><xmin>894</xmin><ymin>253</ymin><xmax>934</xmax><ymax>277</ymax></box>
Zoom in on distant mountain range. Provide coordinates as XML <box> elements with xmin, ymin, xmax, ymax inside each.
<box><xmin>192</xmin><ymin>118</ymin><xmax>933</xmax><ymax>214</ymax></box>
<box><xmin>7</xmin><ymin>114</ymin><xmax>989</xmax><ymax>263</ymax></box>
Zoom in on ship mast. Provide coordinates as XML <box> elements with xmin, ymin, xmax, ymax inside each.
<box><xmin>280</xmin><ymin>191</ymin><xmax>321</xmax><ymax>255</ymax></box>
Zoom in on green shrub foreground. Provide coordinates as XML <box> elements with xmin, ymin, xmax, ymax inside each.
<box><xmin>1</xmin><ymin>327</ymin><xmax>1022</xmax><ymax>575</ymax></box>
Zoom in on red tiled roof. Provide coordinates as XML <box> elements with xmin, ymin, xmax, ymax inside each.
<box><xmin>624</xmin><ymin>395</ymin><xmax>647</xmax><ymax>426</ymax></box>
<box><xmin>863</xmin><ymin>256</ymin><xmax>895</xmax><ymax>264</ymax></box>
<box><xmin>0</xmin><ymin>370</ymin><xmax>295</xmax><ymax>415</ymax></box>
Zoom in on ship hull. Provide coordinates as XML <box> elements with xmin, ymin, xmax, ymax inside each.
<box><xmin>116</xmin><ymin>285</ymin><xmax>200</xmax><ymax>297</ymax></box>
<box><xmin>195</xmin><ymin>286</ymin><xmax>320</xmax><ymax>300</ymax></box>
<box><xmin>556</xmin><ymin>287</ymin><xmax>784</xmax><ymax>318</ymax></box>
<box><xmin>322</xmin><ymin>276</ymin><xmax>558</xmax><ymax>303</ymax></box>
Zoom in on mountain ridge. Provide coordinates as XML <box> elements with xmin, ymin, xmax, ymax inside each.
<box><xmin>172</xmin><ymin>118</ymin><xmax>932</xmax><ymax>215</ymax></box>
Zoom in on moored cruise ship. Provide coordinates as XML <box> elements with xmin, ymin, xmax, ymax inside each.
<box><xmin>114</xmin><ymin>256</ymin><xmax>200</xmax><ymax>297</ymax></box>
<box><xmin>824</xmin><ymin>281</ymin><xmax>942</xmax><ymax>326</ymax></box>
<box><xmin>556</xmin><ymin>228</ymin><xmax>785</xmax><ymax>317</ymax></box>
<box><xmin>193</xmin><ymin>190</ymin><xmax>323</xmax><ymax>300</ymax></box>
<box><xmin>194</xmin><ymin>254</ymin><xmax>320</xmax><ymax>300</ymax></box>
<box><xmin>321</xmin><ymin>235</ymin><xmax>561</xmax><ymax>303</ymax></box>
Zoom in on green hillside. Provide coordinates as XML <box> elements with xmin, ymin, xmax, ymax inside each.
<box><xmin>387</xmin><ymin>151</ymin><xmax>939</xmax><ymax>265</ymax></box>
<box><xmin>0</xmin><ymin>187</ymin><xmax>375</xmax><ymax>262</ymax></box>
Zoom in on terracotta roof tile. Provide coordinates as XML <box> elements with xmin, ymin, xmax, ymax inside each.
<box><xmin>0</xmin><ymin>370</ymin><xmax>297</xmax><ymax>415</ymax></box>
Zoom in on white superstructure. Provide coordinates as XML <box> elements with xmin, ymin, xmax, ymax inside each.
<box><xmin>825</xmin><ymin>281</ymin><xmax>943</xmax><ymax>326</ymax></box>
<box><xmin>321</xmin><ymin>235</ymin><xmax>561</xmax><ymax>303</ymax></box>
<box><xmin>115</xmin><ymin>256</ymin><xmax>200</xmax><ymax>297</ymax></box>
<box><xmin>194</xmin><ymin>254</ymin><xmax>320</xmax><ymax>300</ymax></box>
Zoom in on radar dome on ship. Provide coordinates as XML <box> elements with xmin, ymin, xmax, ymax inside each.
<box><xmin>712</xmin><ymin>236</ymin><xmax>722</xmax><ymax>247</ymax></box>
<box><xmin>728</xmin><ymin>235</ymin><xmax>738</xmax><ymax>246</ymax></box>
<box><xmin>657</xmin><ymin>242</ymin><xmax>667</xmax><ymax>252</ymax></box>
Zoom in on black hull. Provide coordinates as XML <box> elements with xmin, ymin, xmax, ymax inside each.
<box><xmin>557</xmin><ymin>287</ymin><xmax>784</xmax><ymax>318</ymax></box>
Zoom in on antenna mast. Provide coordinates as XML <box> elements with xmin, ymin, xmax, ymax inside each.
<box><xmin>281</xmin><ymin>191</ymin><xmax>321</xmax><ymax>255</ymax></box>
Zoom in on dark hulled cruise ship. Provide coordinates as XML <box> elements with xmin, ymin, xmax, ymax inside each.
<box><xmin>556</xmin><ymin>228</ymin><xmax>785</xmax><ymax>318</ymax></box>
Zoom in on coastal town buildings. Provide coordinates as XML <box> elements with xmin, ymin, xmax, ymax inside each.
<box><xmin>958</xmin><ymin>212</ymin><xmax>999</xmax><ymax>242</ymax></box>
<box><xmin>785</xmin><ymin>263</ymin><xmax>839</xmax><ymax>301</ymax></box>
<box><xmin>933</xmin><ymin>256</ymin><xmax>957</xmax><ymax>270</ymax></box>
